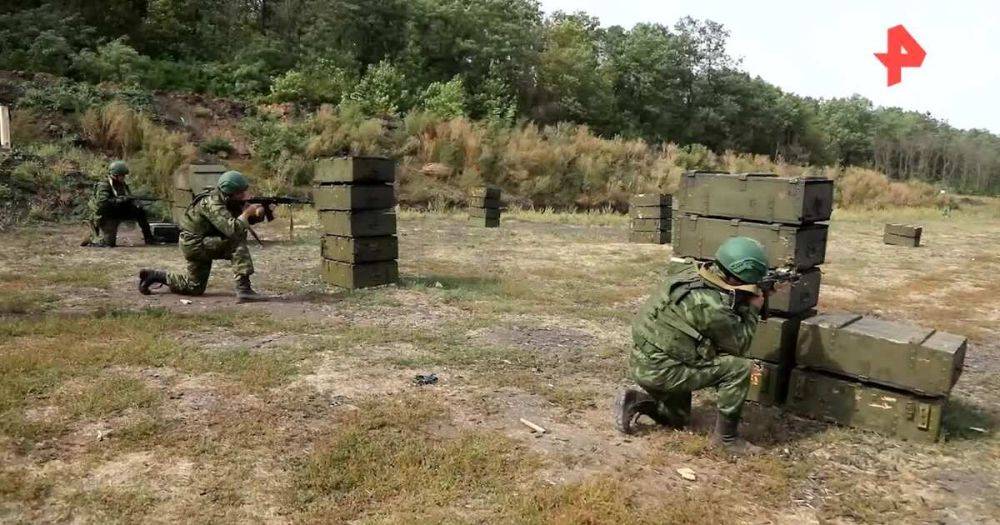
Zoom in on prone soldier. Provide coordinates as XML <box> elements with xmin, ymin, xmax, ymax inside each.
<box><xmin>137</xmin><ymin>171</ymin><xmax>269</xmax><ymax>303</ymax></box>
<box><xmin>614</xmin><ymin>237</ymin><xmax>771</xmax><ymax>455</ymax></box>
<box><xmin>81</xmin><ymin>161</ymin><xmax>155</xmax><ymax>247</ymax></box>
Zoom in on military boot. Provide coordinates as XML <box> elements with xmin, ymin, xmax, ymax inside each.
<box><xmin>138</xmin><ymin>269</ymin><xmax>167</xmax><ymax>295</ymax></box>
<box><xmin>235</xmin><ymin>275</ymin><xmax>268</xmax><ymax>303</ymax></box>
<box><xmin>613</xmin><ymin>388</ymin><xmax>661</xmax><ymax>435</ymax></box>
<box><xmin>708</xmin><ymin>412</ymin><xmax>762</xmax><ymax>456</ymax></box>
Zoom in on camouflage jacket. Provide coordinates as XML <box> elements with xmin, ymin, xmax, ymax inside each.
<box><xmin>178</xmin><ymin>188</ymin><xmax>249</xmax><ymax>241</ymax></box>
<box><xmin>88</xmin><ymin>177</ymin><xmax>131</xmax><ymax>216</ymax></box>
<box><xmin>631</xmin><ymin>262</ymin><xmax>760</xmax><ymax>367</ymax></box>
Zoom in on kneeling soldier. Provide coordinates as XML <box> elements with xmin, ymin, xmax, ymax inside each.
<box><xmin>82</xmin><ymin>160</ymin><xmax>154</xmax><ymax>247</ymax></box>
<box><xmin>614</xmin><ymin>237</ymin><xmax>770</xmax><ymax>455</ymax></box>
<box><xmin>137</xmin><ymin>171</ymin><xmax>269</xmax><ymax>303</ymax></box>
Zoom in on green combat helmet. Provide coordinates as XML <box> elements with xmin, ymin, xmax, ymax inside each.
<box><xmin>109</xmin><ymin>160</ymin><xmax>129</xmax><ymax>176</ymax></box>
<box><xmin>715</xmin><ymin>236</ymin><xmax>769</xmax><ymax>284</ymax></box>
<box><xmin>217</xmin><ymin>170</ymin><xmax>249</xmax><ymax>194</ymax></box>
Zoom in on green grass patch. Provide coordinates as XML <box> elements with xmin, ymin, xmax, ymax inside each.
<box><xmin>294</xmin><ymin>393</ymin><xmax>536</xmax><ymax>522</ymax></box>
<box><xmin>0</xmin><ymin>308</ymin><xmax>308</xmax><ymax>448</ymax></box>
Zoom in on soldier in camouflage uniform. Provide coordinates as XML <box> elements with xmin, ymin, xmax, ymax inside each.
<box><xmin>136</xmin><ymin>171</ymin><xmax>269</xmax><ymax>303</ymax></box>
<box><xmin>614</xmin><ymin>237</ymin><xmax>770</xmax><ymax>455</ymax></box>
<box><xmin>81</xmin><ymin>161</ymin><xmax>155</xmax><ymax>247</ymax></box>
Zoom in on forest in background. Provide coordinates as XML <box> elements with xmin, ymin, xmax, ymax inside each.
<box><xmin>1</xmin><ymin>0</ymin><xmax>998</xmax><ymax>197</ymax></box>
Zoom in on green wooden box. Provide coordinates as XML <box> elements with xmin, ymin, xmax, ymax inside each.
<box><xmin>318</xmin><ymin>210</ymin><xmax>397</xmax><ymax>237</ymax></box>
<box><xmin>322</xmin><ymin>259</ymin><xmax>399</xmax><ymax>289</ymax></box>
<box><xmin>628</xmin><ymin>230</ymin><xmax>670</xmax><ymax>244</ymax></box>
<box><xmin>469</xmin><ymin>207</ymin><xmax>501</xmax><ymax>219</ymax></box>
<box><xmin>313</xmin><ymin>184</ymin><xmax>395</xmax><ymax>211</ymax></box>
<box><xmin>321</xmin><ymin>235</ymin><xmax>398</xmax><ymax>263</ymax></box>
<box><xmin>677</xmin><ymin>171</ymin><xmax>833</xmax><ymax>224</ymax></box>
<box><xmin>315</xmin><ymin>156</ymin><xmax>396</xmax><ymax>184</ymax></box>
<box><xmin>673</xmin><ymin>214</ymin><xmax>827</xmax><ymax>270</ymax></box>
<box><xmin>786</xmin><ymin>368</ymin><xmax>945</xmax><ymax>443</ymax></box>
<box><xmin>796</xmin><ymin>313</ymin><xmax>966</xmax><ymax>396</ymax></box>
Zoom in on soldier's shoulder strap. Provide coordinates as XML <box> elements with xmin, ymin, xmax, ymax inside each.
<box><xmin>190</xmin><ymin>189</ymin><xmax>213</xmax><ymax>208</ymax></box>
<box><xmin>667</xmin><ymin>264</ymin><xmax>713</xmax><ymax>304</ymax></box>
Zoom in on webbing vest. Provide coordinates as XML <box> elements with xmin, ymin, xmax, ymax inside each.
<box><xmin>632</xmin><ymin>263</ymin><xmax>725</xmax><ymax>365</ymax></box>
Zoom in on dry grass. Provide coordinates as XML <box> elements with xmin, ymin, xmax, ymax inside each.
<box><xmin>0</xmin><ymin>205</ymin><xmax>997</xmax><ymax>523</ymax></box>
<box><xmin>79</xmin><ymin>102</ymin><xmax>195</xmax><ymax>198</ymax></box>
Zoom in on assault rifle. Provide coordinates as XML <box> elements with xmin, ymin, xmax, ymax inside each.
<box><xmin>240</xmin><ymin>196</ymin><xmax>313</xmax><ymax>222</ymax></box>
<box><xmin>122</xmin><ymin>195</ymin><xmax>161</xmax><ymax>203</ymax></box>
<box><xmin>758</xmin><ymin>268</ymin><xmax>800</xmax><ymax>320</ymax></box>
<box><xmin>238</xmin><ymin>195</ymin><xmax>314</xmax><ymax>245</ymax></box>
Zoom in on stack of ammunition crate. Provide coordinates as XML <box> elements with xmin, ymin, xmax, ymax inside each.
<box><xmin>468</xmin><ymin>187</ymin><xmax>501</xmax><ymax>227</ymax></box>
<box><xmin>884</xmin><ymin>223</ymin><xmax>922</xmax><ymax>247</ymax></box>
<box><xmin>172</xmin><ymin>164</ymin><xmax>227</xmax><ymax>223</ymax></box>
<box><xmin>673</xmin><ymin>171</ymin><xmax>835</xmax><ymax>406</ymax></box>
<box><xmin>315</xmin><ymin>156</ymin><xmax>399</xmax><ymax>289</ymax></box>
<box><xmin>787</xmin><ymin>314</ymin><xmax>966</xmax><ymax>442</ymax></box>
<box><xmin>629</xmin><ymin>193</ymin><xmax>671</xmax><ymax>244</ymax></box>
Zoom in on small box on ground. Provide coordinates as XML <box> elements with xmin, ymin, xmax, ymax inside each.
<box><xmin>321</xmin><ymin>235</ymin><xmax>398</xmax><ymax>263</ymax></box>
<box><xmin>469</xmin><ymin>207</ymin><xmax>501</xmax><ymax>220</ymax></box>
<box><xmin>314</xmin><ymin>156</ymin><xmax>395</xmax><ymax>184</ymax></box>
<box><xmin>786</xmin><ymin>367</ymin><xmax>945</xmax><ymax>443</ymax></box>
<box><xmin>796</xmin><ymin>313</ymin><xmax>966</xmax><ymax>396</ymax></box>
<box><xmin>673</xmin><ymin>214</ymin><xmax>828</xmax><ymax>270</ymax></box>
<box><xmin>318</xmin><ymin>210</ymin><xmax>397</xmax><ymax>237</ymax></box>
<box><xmin>471</xmin><ymin>217</ymin><xmax>500</xmax><ymax>228</ymax></box>
<box><xmin>149</xmin><ymin>222</ymin><xmax>179</xmax><ymax>244</ymax></box>
<box><xmin>468</xmin><ymin>195</ymin><xmax>500</xmax><ymax>208</ymax></box>
<box><xmin>322</xmin><ymin>259</ymin><xmax>399</xmax><ymax>289</ymax></box>
<box><xmin>313</xmin><ymin>185</ymin><xmax>395</xmax><ymax>211</ymax></box>
<box><xmin>677</xmin><ymin>171</ymin><xmax>834</xmax><ymax>224</ymax></box>
<box><xmin>470</xmin><ymin>186</ymin><xmax>501</xmax><ymax>200</ymax></box>
<box><xmin>884</xmin><ymin>224</ymin><xmax>922</xmax><ymax>247</ymax></box>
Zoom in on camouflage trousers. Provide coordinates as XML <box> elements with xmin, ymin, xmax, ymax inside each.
<box><xmin>166</xmin><ymin>233</ymin><xmax>254</xmax><ymax>295</ymax></box>
<box><xmin>630</xmin><ymin>339</ymin><xmax>752</xmax><ymax>421</ymax></box>
<box><xmin>88</xmin><ymin>204</ymin><xmax>153</xmax><ymax>247</ymax></box>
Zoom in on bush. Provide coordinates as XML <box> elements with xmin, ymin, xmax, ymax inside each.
<box><xmin>419</xmin><ymin>77</ymin><xmax>468</xmax><ymax>119</ymax></box>
<box><xmin>17</xmin><ymin>78</ymin><xmax>152</xmax><ymax>113</ymax></box>
<box><xmin>344</xmin><ymin>61</ymin><xmax>410</xmax><ymax>117</ymax></box>
<box><xmin>199</xmin><ymin>137</ymin><xmax>235</xmax><ymax>156</ymax></box>
<box><xmin>268</xmin><ymin>61</ymin><xmax>353</xmax><ymax>105</ymax></box>
<box><xmin>72</xmin><ymin>39</ymin><xmax>147</xmax><ymax>85</ymax></box>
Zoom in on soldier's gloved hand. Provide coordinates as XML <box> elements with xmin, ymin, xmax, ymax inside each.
<box><xmin>747</xmin><ymin>292</ymin><xmax>766</xmax><ymax>311</ymax></box>
<box><xmin>240</xmin><ymin>204</ymin><xmax>266</xmax><ymax>224</ymax></box>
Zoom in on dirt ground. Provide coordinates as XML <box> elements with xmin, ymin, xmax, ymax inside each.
<box><xmin>1</xmin><ymin>204</ymin><xmax>999</xmax><ymax>524</ymax></box>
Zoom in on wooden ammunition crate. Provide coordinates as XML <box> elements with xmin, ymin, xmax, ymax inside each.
<box><xmin>786</xmin><ymin>368</ymin><xmax>945</xmax><ymax>443</ymax></box>
<box><xmin>677</xmin><ymin>171</ymin><xmax>833</xmax><ymax>224</ymax></box>
<box><xmin>796</xmin><ymin>313</ymin><xmax>966</xmax><ymax>396</ymax></box>
<box><xmin>318</xmin><ymin>210</ymin><xmax>397</xmax><ymax>237</ymax></box>
<box><xmin>322</xmin><ymin>259</ymin><xmax>399</xmax><ymax>289</ymax></box>
<box><xmin>313</xmin><ymin>184</ymin><xmax>395</xmax><ymax>211</ymax></box>
<box><xmin>321</xmin><ymin>235</ymin><xmax>398</xmax><ymax>264</ymax></box>
<box><xmin>315</xmin><ymin>156</ymin><xmax>396</xmax><ymax>184</ymax></box>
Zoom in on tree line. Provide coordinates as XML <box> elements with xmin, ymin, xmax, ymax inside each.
<box><xmin>2</xmin><ymin>0</ymin><xmax>997</xmax><ymax>194</ymax></box>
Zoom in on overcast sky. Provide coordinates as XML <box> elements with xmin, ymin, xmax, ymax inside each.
<box><xmin>539</xmin><ymin>0</ymin><xmax>1000</xmax><ymax>134</ymax></box>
